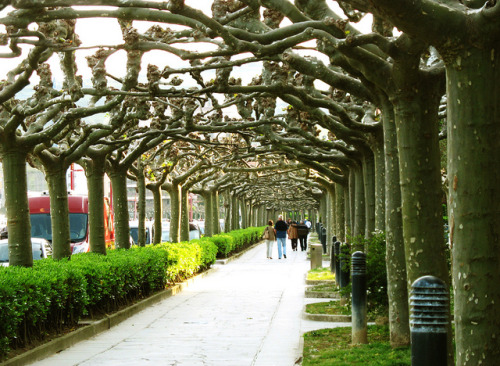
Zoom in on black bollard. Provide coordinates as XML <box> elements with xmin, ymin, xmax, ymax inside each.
<box><xmin>410</xmin><ymin>276</ymin><xmax>448</xmax><ymax>366</ymax></box>
<box><xmin>334</xmin><ymin>241</ymin><xmax>341</xmax><ymax>287</ymax></box>
<box><xmin>330</xmin><ymin>236</ymin><xmax>337</xmax><ymax>273</ymax></box>
<box><xmin>351</xmin><ymin>251</ymin><xmax>367</xmax><ymax>344</ymax></box>
<box><xmin>321</xmin><ymin>227</ymin><xmax>327</xmax><ymax>254</ymax></box>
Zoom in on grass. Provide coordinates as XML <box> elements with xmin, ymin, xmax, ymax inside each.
<box><xmin>302</xmin><ymin>325</ymin><xmax>411</xmax><ymax>366</ymax></box>
<box><xmin>308</xmin><ymin>267</ymin><xmax>335</xmax><ymax>281</ymax></box>
<box><xmin>309</xmin><ymin>283</ymin><xmax>338</xmax><ymax>292</ymax></box>
<box><xmin>305</xmin><ymin>301</ymin><xmax>350</xmax><ymax>316</ymax></box>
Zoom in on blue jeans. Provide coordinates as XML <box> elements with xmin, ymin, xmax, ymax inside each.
<box><xmin>277</xmin><ymin>237</ymin><xmax>287</xmax><ymax>258</ymax></box>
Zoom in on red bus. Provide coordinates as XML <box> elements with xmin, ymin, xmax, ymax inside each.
<box><xmin>28</xmin><ymin>193</ymin><xmax>114</xmax><ymax>254</ymax></box>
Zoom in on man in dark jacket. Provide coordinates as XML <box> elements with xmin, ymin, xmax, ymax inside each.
<box><xmin>274</xmin><ymin>215</ymin><xmax>288</xmax><ymax>259</ymax></box>
<box><xmin>296</xmin><ymin>220</ymin><xmax>309</xmax><ymax>251</ymax></box>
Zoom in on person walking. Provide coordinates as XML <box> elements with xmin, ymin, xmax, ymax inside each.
<box><xmin>274</xmin><ymin>215</ymin><xmax>288</xmax><ymax>259</ymax></box>
<box><xmin>296</xmin><ymin>220</ymin><xmax>309</xmax><ymax>251</ymax></box>
<box><xmin>262</xmin><ymin>220</ymin><xmax>276</xmax><ymax>259</ymax></box>
<box><xmin>288</xmin><ymin>221</ymin><xmax>299</xmax><ymax>251</ymax></box>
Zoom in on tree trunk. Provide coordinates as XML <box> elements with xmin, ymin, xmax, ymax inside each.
<box><xmin>211</xmin><ymin>190</ymin><xmax>220</xmax><ymax>234</ymax></box>
<box><xmin>202</xmin><ymin>192</ymin><xmax>213</xmax><ymax>237</ymax></box>
<box><xmin>348</xmin><ymin>169</ymin><xmax>356</xmax><ymax>232</ymax></box>
<box><xmin>231</xmin><ymin>193</ymin><xmax>239</xmax><ymax>230</ymax></box>
<box><xmin>168</xmin><ymin>183</ymin><xmax>181</xmax><ymax>243</ymax></box>
<box><xmin>45</xmin><ymin>168</ymin><xmax>71</xmax><ymax>260</ymax></box>
<box><xmin>3</xmin><ymin>148</ymin><xmax>32</xmax><ymax>266</ymax></box>
<box><xmin>180</xmin><ymin>186</ymin><xmax>190</xmax><ymax>241</ymax></box>
<box><xmin>372</xmin><ymin>134</ymin><xmax>386</xmax><ymax>232</ymax></box>
<box><xmin>109</xmin><ymin>171</ymin><xmax>130</xmax><ymax>249</ymax></box>
<box><xmin>353</xmin><ymin>166</ymin><xmax>366</xmax><ymax>244</ymax></box>
<box><xmin>344</xmin><ymin>185</ymin><xmax>351</xmax><ymax>239</ymax></box>
<box><xmin>362</xmin><ymin>152</ymin><xmax>376</xmax><ymax>239</ymax></box>
<box><xmin>135</xmin><ymin>162</ymin><xmax>147</xmax><ymax>247</ymax></box>
<box><xmin>392</xmin><ymin>78</ymin><xmax>451</xmax><ymax>362</ymax></box>
<box><xmin>335</xmin><ymin>184</ymin><xmax>346</xmax><ymax>242</ymax></box>
<box><xmin>150</xmin><ymin>185</ymin><xmax>162</xmax><ymax>243</ymax></box>
<box><xmin>393</xmin><ymin>89</ymin><xmax>447</xmax><ymax>288</ymax></box>
<box><xmin>84</xmin><ymin>156</ymin><xmax>107</xmax><ymax>255</ymax></box>
<box><xmin>381</xmin><ymin>100</ymin><xmax>409</xmax><ymax>347</ymax></box>
<box><xmin>241</xmin><ymin>198</ymin><xmax>247</xmax><ymax>229</ymax></box>
<box><xmin>447</xmin><ymin>46</ymin><xmax>500</xmax><ymax>365</ymax></box>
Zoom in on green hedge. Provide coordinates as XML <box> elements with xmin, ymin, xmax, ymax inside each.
<box><xmin>208</xmin><ymin>227</ymin><xmax>264</xmax><ymax>258</ymax></box>
<box><xmin>0</xmin><ymin>226</ymin><xmax>262</xmax><ymax>359</ymax></box>
<box><xmin>0</xmin><ymin>240</ymin><xmax>216</xmax><ymax>359</ymax></box>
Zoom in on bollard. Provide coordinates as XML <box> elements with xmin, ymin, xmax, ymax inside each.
<box><xmin>334</xmin><ymin>241</ymin><xmax>341</xmax><ymax>287</ymax></box>
<box><xmin>321</xmin><ymin>227</ymin><xmax>327</xmax><ymax>254</ymax></box>
<box><xmin>330</xmin><ymin>236</ymin><xmax>337</xmax><ymax>274</ymax></box>
<box><xmin>351</xmin><ymin>251</ymin><xmax>367</xmax><ymax>344</ymax></box>
<box><xmin>310</xmin><ymin>244</ymin><xmax>323</xmax><ymax>270</ymax></box>
<box><xmin>410</xmin><ymin>276</ymin><xmax>448</xmax><ymax>366</ymax></box>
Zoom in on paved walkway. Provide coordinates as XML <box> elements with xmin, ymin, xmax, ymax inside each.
<box><xmin>32</xmin><ymin>236</ymin><xmax>341</xmax><ymax>366</ymax></box>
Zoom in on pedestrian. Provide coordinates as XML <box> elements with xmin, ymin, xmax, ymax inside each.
<box><xmin>262</xmin><ymin>220</ymin><xmax>276</xmax><ymax>259</ymax></box>
<box><xmin>296</xmin><ymin>220</ymin><xmax>309</xmax><ymax>251</ymax></box>
<box><xmin>288</xmin><ymin>221</ymin><xmax>299</xmax><ymax>251</ymax></box>
<box><xmin>274</xmin><ymin>215</ymin><xmax>288</xmax><ymax>259</ymax></box>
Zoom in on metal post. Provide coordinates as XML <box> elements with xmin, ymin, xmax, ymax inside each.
<box><xmin>410</xmin><ymin>276</ymin><xmax>448</xmax><ymax>366</ymax></box>
<box><xmin>351</xmin><ymin>251</ymin><xmax>367</xmax><ymax>344</ymax></box>
<box><xmin>321</xmin><ymin>227</ymin><xmax>327</xmax><ymax>254</ymax></box>
<box><xmin>310</xmin><ymin>244</ymin><xmax>323</xmax><ymax>269</ymax></box>
<box><xmin>334</xmin><ymin>240</ymin><xmax>341</xmax><ymax>287</ymax></box>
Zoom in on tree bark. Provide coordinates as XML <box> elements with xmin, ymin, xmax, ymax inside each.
<box><xmin>109</xmin><ymin>171</ymin><xmax>130</xmax><ymax>249</ymax></box>
<box><xmin>84</xmin><ymin>156</ymin><xmax>107</xmax><ymax>255</ymax></box>
<box><xmin>362</xmin><ymin>151</ymin><xmax>376</xmax><ymax>238</ymax></box>
<box><xmin>45</xmin><ymin>168</ymin><xmax>71</xmax><ymax>260</ymax></box>
<box><xmin>447</xmin><ymin>46</ymin><xmax>500</xmax><ymax>365</ymax></box>
<box><xmin>3</xmin><ymin>148</ymin><xmax>32</xmax><ymax>266</ymax></box>
<box><xmin>381</xmin><ymin>99</ymin><xmax>410</xmax><ymax>347</ymax></box>
<box><xmin>211</xmin><ymin>190</ymin><xmax>220</xmax><ymax>235</ymax></box>
<box><xmin>168</xmin><ymin>183</ymin><xmax>181</xmax><ymax>242</ymax></box>
<box><xmin>335</xmin><ymin>184</ymin><xmax>346</xmax><ymax>242</ymax></box>
<box><xmin>135</xmin><ymin>162</ymin><xmax>147</xmax><ymax>247</ymax></box>
<box><xmin>147</xmin><ymin>184</ymin><xmax>163</xmax><ymax>244</ymax></box>
<box><xmin>180</xmin><ymin>186</ymin><xmax>190</xmax><ymax>241</ymax></box>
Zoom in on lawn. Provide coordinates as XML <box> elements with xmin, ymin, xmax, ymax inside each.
<box><xmin>302</xmin><ymin>325</ymin><xmax>411</xmax><ymax>366</ymax></box>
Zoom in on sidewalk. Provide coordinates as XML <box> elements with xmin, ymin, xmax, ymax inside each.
<box><xmin>31</xmin><ymin>237</ymin><xmax>340</xmax><ymax>366</ymax></box>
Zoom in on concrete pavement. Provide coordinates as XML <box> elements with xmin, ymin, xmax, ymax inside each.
<box><xmin>30</xmin><ymin>236</ymin><xmax>342</xmax><ymax>366</ymax></box>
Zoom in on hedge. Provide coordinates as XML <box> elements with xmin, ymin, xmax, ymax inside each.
<box><xmin>0</xmin><ymin>226</ymin><xmax>264</xmax><ymax>359</ymax></box>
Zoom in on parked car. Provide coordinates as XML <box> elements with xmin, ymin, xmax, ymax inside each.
<box><xmin>0</xmin><ymin>238</ymin><xmax>52</xmax><ymax>266</ymax></box>
<box><xmin>158</xmin><ymin>221</ymin><xmax>201</xmax><ymax>242</ymax></box>
<box><xmin>129</xmin><ymin>220</ymin><xmax>153</xmax><ymax>245</ymax></box>
<box><xmin>189</xmin><ymin>222</ymin><xmax>201</xmax><ymax>240</ymax></box>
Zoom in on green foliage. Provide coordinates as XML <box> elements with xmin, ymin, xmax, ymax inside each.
<box><xmin>208</xmin><ymin>227</ymin><xmax>264</xmax><ymax>258</ymax></box>
<box><xmin>0</xmin><ymin>239</ymin><xmax>218</xmax><ymax>359</ymax></box>
<box><xmin>303</xmin><ymin>325</ymin><xmax>410</xmax><ymax>365</ymax></box>
<box><xmin>340</xmin><ymin>232</ymin><xmax>388</xmax><ymax>316</ymax></box>
<box><xmin>0</xmin><ymin>226</ymin><xmax>263</xmax><ymax>359</ymax></box>
<box><xmin>307</xmin><ymin>267</ymin><xmax>335</xmax><ymax>281</ymax></box>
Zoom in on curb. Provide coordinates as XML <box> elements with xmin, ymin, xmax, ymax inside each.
<box><xmin>1</xmin><ymin>267</ymin><xmax>219</xmax><ymax>366</ymax></box>
<box><xmin>304</xmin><ymin>290</ymin><xmax>340</xmax><ymax>299</ymax></box>
<box><xmin>215</xmin><ymin>240</ymin><xmax>264</xmax><ymax>265</ymax></box>
<box><xmin>305</xmin><ymin>279</ymin><xmax>335</xmax><ymax>285</ymax></box>
<box><xmin>302</xmin><ymin>310</ymin><xmax>351</xmax><ymax>322</ymax></box>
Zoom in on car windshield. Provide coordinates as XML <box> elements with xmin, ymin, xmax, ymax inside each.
<box><xmin>30</xmin><ymin>213</ymin><xmax>88</xmax><ymax>242</ymax></box>
<box><xmin>0</xmin><ymin>243</ymin><xmax>8</xmax><ymax>262</ymax></box>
